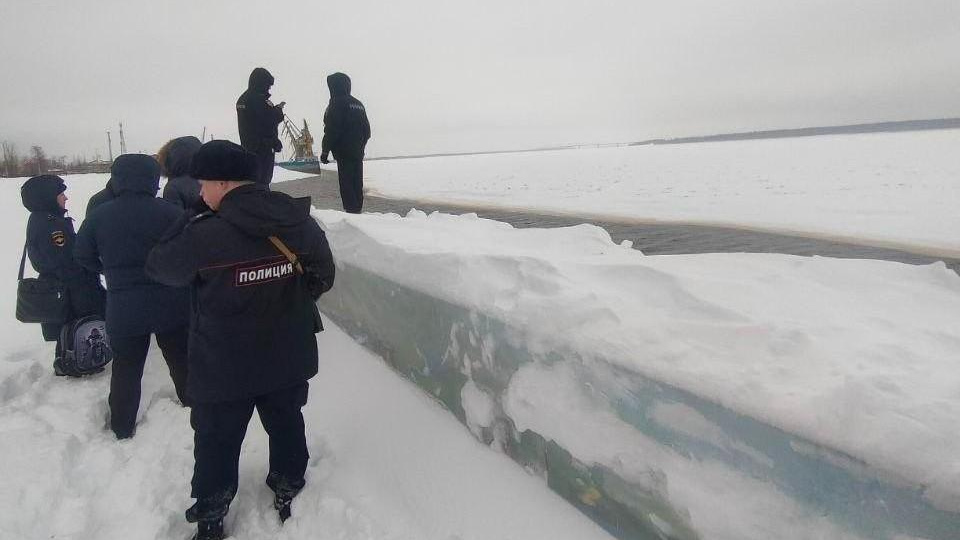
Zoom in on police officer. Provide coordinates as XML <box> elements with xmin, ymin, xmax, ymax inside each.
<box><xmin>237</xmin><ymin>67</ymin><xmax>285</xmax><ymax>185</ymax></box>
<box><xmin>145</xmin><ymin>140</ymin><xmax>334</xmax><ymax>540</ymax></box>
<box><xmin>20</xmin><ymin>175</ymin><xmax>105</xmax><ymax>366</ymax></box>
<box><xmin>320</xmin><ymin>72</ymin><xmax>371</xmax><ymax>213</ymax></box>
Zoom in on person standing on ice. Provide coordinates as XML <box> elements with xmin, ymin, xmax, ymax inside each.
<box><xmin>159</xmin><ymin>135</ymin><xmax>203</xmax><ymax>209</ymax></box>
<box><xmin>237</xmin><ymin>67</ymin><xmax>285</xmax><ymax>185</ymax></box>
<box><xmin>74</xmin><ymin>155</ymin><xmax>191</xmax><ymax>439</ymax></box>
<box><xmin>20</xmin><ymin>175</ymin><xmax>105</xmax><ymax>367</ymax></box>
<box><xmin>145</xmin><ymin>140</ymin><xmax>335</xmax><ymax>540</ymax></box>
<box><xmin>320</xmin><ymin>71</ymin><xmax>371</xmax><ymax>213</ymax></box>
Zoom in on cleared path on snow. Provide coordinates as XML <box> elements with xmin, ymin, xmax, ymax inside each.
<box><xmin>275</xmin><ymin>173</ymin><xmax>960</xmax><ymax>274</ymax></box>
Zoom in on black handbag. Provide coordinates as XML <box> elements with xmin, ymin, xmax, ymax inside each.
<box><xmin>15</xmin><ymin>242</ymin><xmax>66</xmax><ymax>323</ymax></box>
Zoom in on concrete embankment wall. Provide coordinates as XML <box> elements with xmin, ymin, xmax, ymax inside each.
<box><xmin>318</xmin><ymin>263</ymin><xmax>959</xmax><ymax>540</ymax></box>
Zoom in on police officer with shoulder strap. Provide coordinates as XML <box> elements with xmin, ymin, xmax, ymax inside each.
<box><xmin>146</xmin><ymin>140</ymin><xmax>335</xmax><ymax>540</ymax></box>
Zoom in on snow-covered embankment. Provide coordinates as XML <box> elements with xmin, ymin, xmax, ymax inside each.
<box><xmin>315</xmin><ymin>208</ymin><xmax>960</xmax><ymax>540</ymax></box>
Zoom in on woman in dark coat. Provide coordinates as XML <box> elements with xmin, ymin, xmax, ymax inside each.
<box><xmin>159</xmin><ymin>136</ymin><xmax>203</xmax><ymax>209</ymax></box>
<box><xmin>75</xmin><ymin>155</ymin><xmax>191</xmax><ymax>439</ymax></box>
<box><xmin>20</xmin><ymin>175</ymin><xmax>105</xmax><ymax>348</ymax></box>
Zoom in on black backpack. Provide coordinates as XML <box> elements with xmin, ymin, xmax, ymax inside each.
<box><xmin>54</xmin><ymin>315</ymin><xmax>114</xmax><ymax>377</ymax></box>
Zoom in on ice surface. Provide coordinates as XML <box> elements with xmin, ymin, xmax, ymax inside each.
<box><xmin>363</xmin><ymin>129</ymin><xmax>960</xmax><ymax>255</ymax></box>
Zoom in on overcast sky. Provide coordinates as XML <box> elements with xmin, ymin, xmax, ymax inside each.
<box><xmin>1</xmin><ymin>0</ymin><xmax>959</xmax><ymax>159</ymax></box>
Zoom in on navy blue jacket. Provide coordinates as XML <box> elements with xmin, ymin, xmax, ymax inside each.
<box><xmin>237</xmin><ymin>68</ymin><xmax>284</xmax><ymax>153</ymax></box>
<box><xmin>321</xmin><ymin>73</ymin><xmax>371</xmax><ymax>161</ymax></box>
<box><xmin>75</xmin><ymin>173</ymin><xmax>189</xmax><ymax>338</ymax></box>
<box><xmin>146</xmin><ymin>184</ymin><xmax>334</xmax><ymax>403</ymax></box>
<box><xmin>86</xmin><ymin>178</ymin><xmax>118</xmax><ymax>216</ymax></box>
<box><xmin>162</xmin><ymin>176</ymin><xmax>201</xmax><ymax>210</ymax></box>
<box><xmin>21</xmin><ymin>175</ymin><xmax>104</xmax><ymax>340</ymax></box>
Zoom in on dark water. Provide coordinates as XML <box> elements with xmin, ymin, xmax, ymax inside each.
<box><xmin>275</xmin><ymin>174</ymin><xmax>960</xmax><ymax>274</ymax></box>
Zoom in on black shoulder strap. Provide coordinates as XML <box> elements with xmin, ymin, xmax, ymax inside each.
<box><xmin>18</xmin><ymin>240</ymin><xmax>27</xmax><ymax>280</ymax></box>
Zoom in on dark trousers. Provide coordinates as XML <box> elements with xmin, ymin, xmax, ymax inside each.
<box><xmin>189</xmin><ymin>381</ymin><xmax>309</xmax><ymax>521</ymax></box>
<box><xmin>337</xmin><ymin>159</ymin><xmax>364</xmax><ymax>213</ymax></box>
<box><xmin>257</xmin><ymin>150</ymin><xmax>275</xmax><ymax>186</ymax></box>
<box><xmin>109</xmin><ymin>326</ymin><xmax>189</xmax><ymax>437</ymax></box>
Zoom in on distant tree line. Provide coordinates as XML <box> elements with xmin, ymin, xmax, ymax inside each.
<box><xmin>1</xmin><ymin>140</ymin><xmax>110</xmax><ymax>177</ymax></box>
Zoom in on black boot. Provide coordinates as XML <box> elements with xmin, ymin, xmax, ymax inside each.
<box><xmin>275</xmin><ymin>493</ymin><xmax>293</xmax><ymax>523</ymax></box>
<box><xmin>191</xmin><ymin>519</ymin><xmax>224</xmax><ymax>540</ymax></box>
<box><xmin>185</xmin><ymin>489</ymin><xmax>233</xmax><ymax>524</ymax></box>
<box><xmin>266</xmin><ymin>471</ymin><xmax>304</xmax><ymax>524</ymax></box>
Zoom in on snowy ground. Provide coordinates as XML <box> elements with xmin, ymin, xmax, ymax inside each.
<box><xmin>0</xmin><ymin>173</ymin><xmax>614</xmax><ymax>540</ymax></box>
<box><xmin>0</xmin><ymin>321</ymin><xmax>615</xmax><ymax>540</ymax></box>
<box><xmin>359</xmin><ymin>129</ymin><xmax>960</xmax><ymax>256</ymax></box>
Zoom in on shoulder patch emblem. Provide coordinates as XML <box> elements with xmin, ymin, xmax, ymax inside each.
<box><xmin>51</xmin><ymin>231</ymin><xmax>66</xmax><ymax>247</ymax></box>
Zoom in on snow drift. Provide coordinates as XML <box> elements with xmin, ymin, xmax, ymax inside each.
<box><xmin>315</xmin><ymin>208</ymin><xmax>960</xmax><ymax>540</ymax></box>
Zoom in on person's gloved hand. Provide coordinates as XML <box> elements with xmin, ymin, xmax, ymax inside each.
<box><xmin>319</xmin><ymin>152</ymin><xmax>329</xmax><ymax>164</ymax></box>
<box><xmin>300</xmin><ymin>259</ymin><xmax>332</xmax><ymax>300</ymax></box>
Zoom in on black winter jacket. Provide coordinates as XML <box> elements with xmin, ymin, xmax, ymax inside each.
<box><xmin>21</xmin><ymin>175</ymin><xmax>104</xmax><ymax>340</ymax></box>
<box><xmin>86</xmin><ymin>178</ymin><xmax>118</xmax><ymax>216</ymax></box>
<box><xmin>145</xmin><ymin>184</ymin><xmax>335</xmax><ymax>403</ymax></box>
<box><xmin>160</xmin><ymin>136</ymin><xmax>202</xmax><ymax>209</ymax></box>
<box><xmin>163</xmin><ymin>176</ymin><xmax>201</xmax><ymax>210</ymax></box>
<box><xmin>237</xmin><ymin>68</ymin><xmax>284</xmax><ymax>153</ymax></box>
<box><xmin>75</xmin><ymin>170</ymin><xmax>189</xmax><ymax>338</ymax></box>
<box><xmin>321</xmin><ymin>73</ymin><xmax>371</xmax><ymax>161</ymax></box>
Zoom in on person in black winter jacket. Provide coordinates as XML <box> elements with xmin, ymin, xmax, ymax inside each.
<box><xmin>159</xmin><ymin>136</ymin><xmax>203</xmax><ymax>209</ymax></box>
<box><xmin>145</xmin><ymin>140</ymin><xmax>334</xmax><ymax>540</ymax></box>
<box><xmin>320</xmin><ymin>72</ymin><xmax>371</xmax><ymax>214</ymax></box>
<box><xmin>237</xmin><ymin>67</ymin><xmax>285</xmax><ymax>185</ymax></box>
<box><xmin>86</xmin><ymin>177</ymin><xmax>118</xmax><ymax>216</ymax></box>
<box><xmin>75</xmin><ymin>155</ymin><xmax>190</xmax><ymax>439</ymax></box>
<box><xmin>20</xmin><ymin>175</ymin><xmax>105</xmax><ymax>350</ymax></box>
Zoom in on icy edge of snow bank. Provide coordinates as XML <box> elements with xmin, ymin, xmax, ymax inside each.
<box><xmin>313</xmin><ymin>208</ymin><xmax>960</xmax><ymax>499</ymax></box>
<box><xmin>360</xmin><ymin>192</ymin><xmax>960</xmax><ymax>260</ymax></box>
<box><xmin>314</xmin><ymin>210</ymin><xmax>960</xmax><ymax>540</ymax></box>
